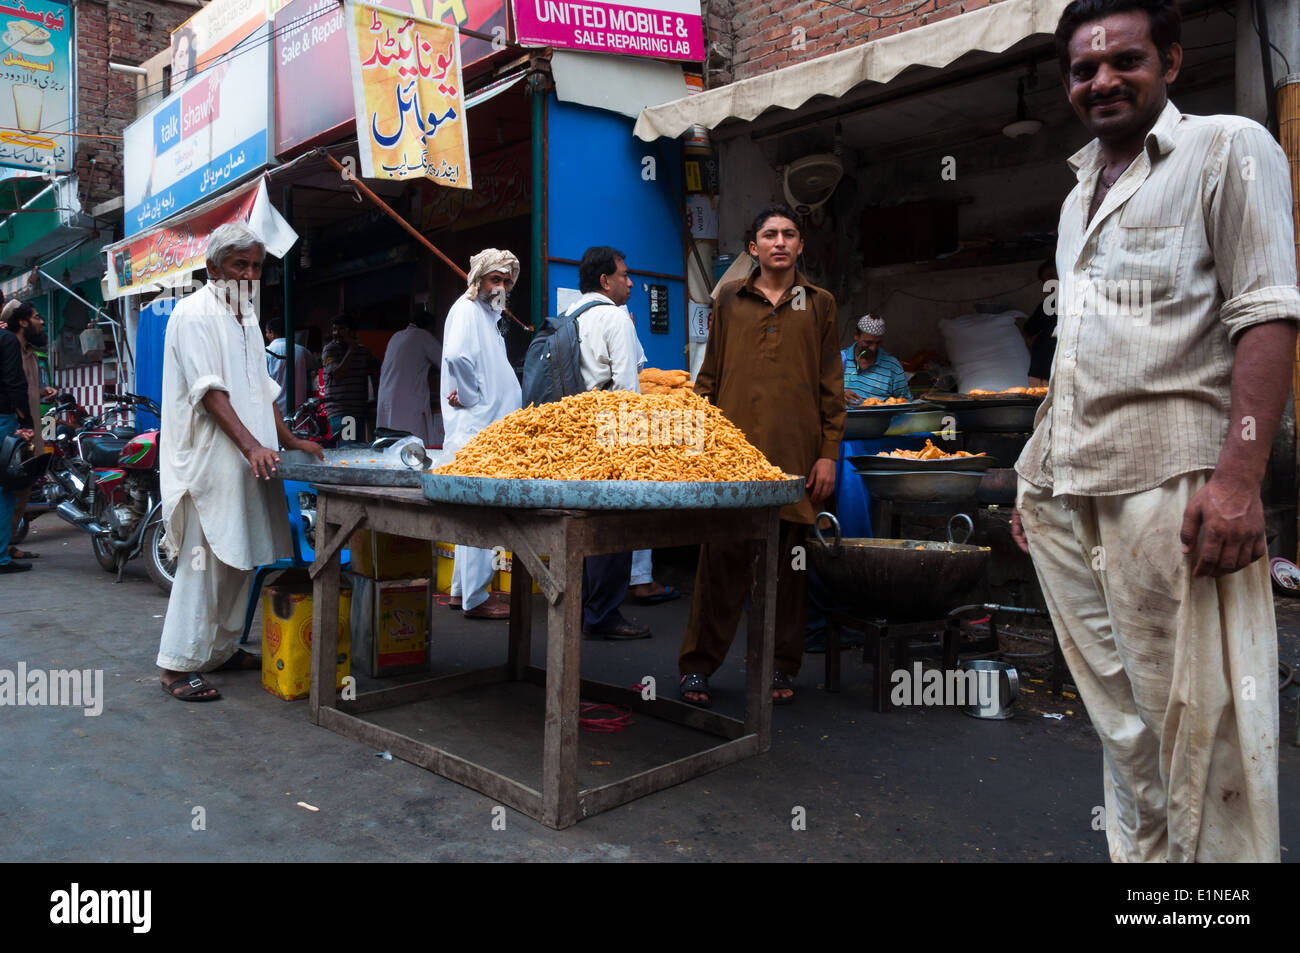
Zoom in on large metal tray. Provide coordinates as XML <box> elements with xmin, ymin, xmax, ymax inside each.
<box><xmin>954</xmin><ymin>404</ymin><xmax>1038</xmax><ymax>434</ymax></box>
<box><xmin>845</xmin><ymin>403</ymin><xmax>938</xmax><ymax>440</ymax></box>
<box><xmin>849</xmin><ymin>453</ymin><xmax>997</xmax><ymax>473</ymax></box>
<box><xmin>420</xmin><ymin>473</ymin><xmax>805</xmax><ymax>510</ymax></box>
<box><xmin>275</xmin><ymin>448</ymin><xmax>429</xmax><ymax>487</ymax></box>
<box><xmin>854</xmin><ymin>468</ymin><xmax>984</xmax><ymax>502</ymax></box>
<box><xmin>921</xmin><ymin>391</ymin><xmax>1043</xmax><ymax>409</ymax></box>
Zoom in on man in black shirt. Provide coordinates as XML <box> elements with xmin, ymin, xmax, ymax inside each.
<box><xmin>1024</xmin><ymin>259</ymin><xmax>1058</xmax><ymax>385</ymax></box>
<box><xmin>0</xmin><ymin>323</ymin><xmax>33</xmax><ymax>573</ymax></box>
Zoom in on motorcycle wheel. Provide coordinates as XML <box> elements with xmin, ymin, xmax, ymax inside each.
<box><xmin>143</xmin><ymin>519</ymin><xmax>176</xmax><ymax>596</ymax></box>
<box><xmin>90</xmin><ymin>497</ymin><xmax>119</xmax><ymax>573</ymax></box>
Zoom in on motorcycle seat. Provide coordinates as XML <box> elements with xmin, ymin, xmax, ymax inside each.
<box><xmin>84</xmin><ymin>437</ymin><xmax>129</xmax><ymax>467</ymax></box>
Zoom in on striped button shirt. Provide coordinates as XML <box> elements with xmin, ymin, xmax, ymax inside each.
<box><xmin>842</xmin><ymin>346</ymin><xmax>911</xmax><ymax>401</ymax></box>
<box><xmin>1016</xmin><ymin>100</ymin><xmax>1300</xmax><ymax>497</ymax></box>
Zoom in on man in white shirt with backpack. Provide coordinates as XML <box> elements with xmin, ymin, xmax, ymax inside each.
<box><xmin>559</xmin><ymin>246</ymin><xmax>650</xmax><ymax>640</ymax></box>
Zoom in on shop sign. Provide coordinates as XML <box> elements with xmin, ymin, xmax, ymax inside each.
<box><xmin>171</xmin><ymin>0</ymin><xmax>275</xmax><ymax>81</ymax></box>
<box><xmin>511</xmin><ymin>0</ymin><xmax>702</xmax><ymax>62</ymax></box>
<box><xmin>344</xmin><ymin>0</ymin><xmax>471</xmax><ymax>187</ymax></box>
<box><xmin>274</xmin><ymin>0</ymin><xmax>506</xmax><ymax>157</ymax></box>
<box><xmin>103</xmin><ymin>179</ymin><xmax>297</xmax><ymax>298</ymax></box>
<box><xmin>416</xmin><ymin>138</ymin><xmax>528</xmax><ymax>231</ymax></box>
<box><xmin>0</xmin><ymin>0</ymin><xmax>73</xmax><ymax>173</ymax></box>
<box><xmin>123</xmin><ymin>23</ymin><xmax>273</xmax><ymax>238</ymax></box>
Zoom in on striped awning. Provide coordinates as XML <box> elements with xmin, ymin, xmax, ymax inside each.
<box><xmin>0</xmin><ymin>268</ymin><xmax>36</xmax><ymax>300</ymax></box>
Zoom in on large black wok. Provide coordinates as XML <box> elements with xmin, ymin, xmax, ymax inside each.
<box><xmin>807</xmin><ymin>513</ymin><xmax>990</xmax><ymax>621</ymax></box>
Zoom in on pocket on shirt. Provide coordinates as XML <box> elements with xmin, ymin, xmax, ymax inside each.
<box><xmin>1114</xmin><ymin>221</ymin><xmax>1183</xmax><ymax>311</ymax></box>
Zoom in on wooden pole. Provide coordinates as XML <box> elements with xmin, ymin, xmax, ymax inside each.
<box><xmin>1280</xmin><ymin>77</ymin><xmax>1300</xmax><ymax>559</ymax></box>
<box><xmin>317</xmin><ymin>150</ymin><xmax>531</xmax><ymax>331</ymax></box>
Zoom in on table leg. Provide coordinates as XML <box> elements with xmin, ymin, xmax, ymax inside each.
<box><xmin>541</xmin><ymin>533</ymin><xmax>582</xmax><ymax>829</ymax></box>
<box><xmin>508</xmin><ymin>556</ymin><xmax>533</xmax><ymax>681</ymax></box>
<box><xmin>745</xmin><ymin>510</ymin><xmax>778</xmax><ymax>750</ymax></box>
<box><xmin>310</xmin><ymin>495</ymin><xmax>341</xmax><ymax>726</ymax></box>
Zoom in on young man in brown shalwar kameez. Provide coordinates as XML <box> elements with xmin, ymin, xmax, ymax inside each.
<box><xmin>679</xmin><ymin>205</ymin><xmax>844</xmax><ymax>706</ymax></box>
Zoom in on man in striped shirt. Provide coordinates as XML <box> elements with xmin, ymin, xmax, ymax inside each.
<box><xmin>1012</xmin><ymin>0</ymin><xmax>1299</xmax><ymax>862</ymax></box>
<box><xmin>842</xmin><ymin>314</ymin><xmax>910</xmax><ymax>403</ymax></box>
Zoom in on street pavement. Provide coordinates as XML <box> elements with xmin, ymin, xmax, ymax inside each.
<box><xmin>2</xmin><ymin>517</ymin><xmax>1298</xmax><ymax>862</ymax></box>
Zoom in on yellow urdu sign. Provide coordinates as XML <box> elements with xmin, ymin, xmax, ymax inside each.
<box><xmin>344</xmin><ymin>0</ymin><xmax>471</xmax><ymax>188</ymax></box>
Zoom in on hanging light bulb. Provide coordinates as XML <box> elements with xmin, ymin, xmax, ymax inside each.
<box><xmin>1002</xmin><ymin>78</ymin><xmax>1043</xmax><ymax>139</ymax></box>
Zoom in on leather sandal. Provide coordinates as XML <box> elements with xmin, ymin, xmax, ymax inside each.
<box><xmin>679</xmin><ymin>673</ymin><xmax>711</xmax><ymax>708</ymax></box>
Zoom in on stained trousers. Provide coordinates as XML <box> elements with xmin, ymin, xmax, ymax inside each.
<box><xmin>679</xmin><ymin>520</ymin><xmax>806</xmax><ymax>677</ymax></box>
<box><xmin>155</xmin><ymin>497</ymin><xmax>253</xmax><ymax>672</ymax></box>
<box><xmin>1018</xmin><ymin>473</ymin><xmax>1279</xmax><ymax>862</ymax></box>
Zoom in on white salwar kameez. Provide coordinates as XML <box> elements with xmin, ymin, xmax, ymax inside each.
<box><xmin>376</xmin><ymin>324</ymin><xmax>443</xmax><ymax>446</ymax></box>
<box><xmin>156</xmin><ymin>283</ymin><xmax>292</xmax><ymax>671</ymax></box>
<box><xmin>441</xmin><ymin>296</ymin><xmax>521</xmax><ymax>609</ymax></box>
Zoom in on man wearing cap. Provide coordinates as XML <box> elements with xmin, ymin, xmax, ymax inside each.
<box><xmin>156</xmin><ymin>223</ymin><xmax>324</xmax><ymax>701</ymax></box>
<box><xmin>440</xmin><ymin>248</ymin><xmax>522</xmax><ymax>619</ymax></box>
<box><xmin>843</xmin><ymin>314</ymin><xmax>910</xmax><ymax>404</ymax></box>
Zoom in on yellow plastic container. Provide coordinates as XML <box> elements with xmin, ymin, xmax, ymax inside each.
<box><xmin>261</xmin><ymin>587</ymin><xmax>351</xmax><ymax>701</ymax></box>
<box><xmin>435</xmin><ymin>542</ymin><xmax>455</xmax><ymax>595</ymax></box>
<box><xmin>375</xmin><ymin>584</ymin><xmax>428</xmax><ymax>671</ymax></box>
<box><xmin>350</xmin><ymin>530</ymin><xmax>434</xmax><ymax>580</ymax></box>
<box><xmin>493</xmin><ymin>550</ymin><xmax>544</xmax><ymax>595</ymax></box>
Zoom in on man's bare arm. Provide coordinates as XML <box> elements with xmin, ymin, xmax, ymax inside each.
<box><xmin>1179</xmin><ymin>320</ymin><xmax>1298</xmax><ymax>576</ymax></box>
<box><xmin>201</xmin><ymin>390</ymin><xmax>280</xmax><ymax>479</ymax></box>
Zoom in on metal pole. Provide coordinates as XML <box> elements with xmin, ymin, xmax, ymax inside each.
<box><xmin>283</xmin><ymin>184</ymin><xmax>295</xmax><ymax>414</ymax></box>
<box><xmin>530</xmin><ymin>68</ymin><xmax>545</xmax><ymax>332</ymax></box>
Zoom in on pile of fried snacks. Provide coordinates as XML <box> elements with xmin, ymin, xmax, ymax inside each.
<box><xmin>437</xmin><ymin>389</ymin><xmax>787</xmax><ymax>481</ymax></box>
<box><xmin>966</xmin><ymin>386</ymin><xmax>1048</xmax><ymax>397</ymax></box>
<box><xmin>639</xmin><ymin>367</ymin><xmax>693</xmax><ymax>395</ymax></box>
<box><xmin>877</xmin><ymin>439</ymin><xmax>986</xmax><ymax>460</ymax></box>
<box><xmin>856</xmin><ymin>396</ymin><xmax>910</xmax><ymax>406</ymax></box>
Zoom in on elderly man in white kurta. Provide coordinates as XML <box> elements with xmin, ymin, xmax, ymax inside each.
<box><xmin>440</xmin><ymin>249</ymin><xmax>521</xmax><ymax>620</ymax></box>
<box><xmin>157</xmin><ymin>224</ymin><xmax>323</xmax><ymax>701</ymax></box>
<box><xmin>376</xmin><ymin>307</ymin><xmax>443</xmax><ymax>446</ymax></box>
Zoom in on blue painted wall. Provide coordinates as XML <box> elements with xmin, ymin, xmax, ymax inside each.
<box><xmin>546</xmin><ymin>95</ymin><xmax>687</xmax><ymax>372</ymax></box>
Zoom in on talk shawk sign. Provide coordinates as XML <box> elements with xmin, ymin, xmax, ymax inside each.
<box><xmin>511</xmin><ymin>0</ymin><xmax>703</xmax><ymax>61</ymax></box>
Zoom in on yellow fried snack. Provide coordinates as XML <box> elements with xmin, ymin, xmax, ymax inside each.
<box><xmin>966</xmin><ymin>386</ymin><xmax>1048</xmax><ymax>397</ymax></box>
<box><xmin>437</xmin><ymin>389</ymin><xmax>786</xmax><ymax>481</ymax></box>
<box><xmin>857</xmin><ymin>396</ymin><xmax>911</xmax><ymax>406</ymax></box>
<box><xmin>876</xmin><ymin>439</ymin><xmax>985</xmax><ymax>460</ymax></box>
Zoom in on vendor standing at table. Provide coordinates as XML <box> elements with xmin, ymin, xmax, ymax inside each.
<box><xmin>678</xmin><ymin>204</ymin><xmax>844</xmax><ymax>708</ymax></box>
<box><xmin>843</xmin><ymin>313</ymin><xmax>911</xmax><ymax>404</ymax></box>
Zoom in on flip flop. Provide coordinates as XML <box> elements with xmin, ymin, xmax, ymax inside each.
<box><xmin>161</xmin><ymin>673</ymin><xmax>222</xmax><ymax>702</ymax></box>
<box><xmin>628</xmin><ymin>585</ymin><xmax>681</xmax><ymax>605</ymax></box>
<box><xmin>8</xmin><ymin>548</ymin><xmax>38</xmax><ymax>559</ymax></box>
<box><xmin>212</xmin><ymin>648</ymin><xmax>261</xmax><ymax>672</ymax></box>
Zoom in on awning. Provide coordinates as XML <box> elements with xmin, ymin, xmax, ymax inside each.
<box><xmin>0</xmin><ymin>268</ymin><xmax>36</xmax><ymax>299</ymax></box>
<box><xmin>552</xmin><ymin>51</ymin><xmax>689</xmax><ymax>120</ymax></box>
<box><xmin>633</xmin><ymin>0</ymin><xmax>1070</xmax><ymax>140</ymax></box>
<box><xmin>101</xmin><ymin>179</ymin><xmax>298</xmax><ymax>299</ymax></box>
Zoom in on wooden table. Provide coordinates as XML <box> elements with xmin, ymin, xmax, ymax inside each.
<box><xmin>307</xmin><ymin>484</ymin><xmax>781</xmax><ymax>830</ymax></box>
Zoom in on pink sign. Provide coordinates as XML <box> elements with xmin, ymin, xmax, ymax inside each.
<box><xmin>511</xmin><ymin>0</ymin><xmax>702</xmax><ymax>61</ymax></box>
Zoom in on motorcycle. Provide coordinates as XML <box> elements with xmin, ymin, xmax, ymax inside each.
<box><xmin>11</xmin><ymin>392</ymin><xmax>92</xmax><ymax>545</ymax></box>
<box><xmin>46</xmin><ymin>393</ymin><xmax>176</xmax><ymax>595</ymax></box>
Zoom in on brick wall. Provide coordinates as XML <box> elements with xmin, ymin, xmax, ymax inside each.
<box><xmin>710</xmin><ymin>0</ymin><xmax>1012</xmax><ymax>87</ymax></box>
<box><xmin>73</xmin><ymin>0</ymin><xmax>195</xmax><ymax>215</ymax></box>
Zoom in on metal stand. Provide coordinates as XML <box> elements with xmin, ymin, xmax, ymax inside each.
<box><xmin>307</xmin><ymin>485</ymin><xmax>781</xmax><ymax>830</ymax></box>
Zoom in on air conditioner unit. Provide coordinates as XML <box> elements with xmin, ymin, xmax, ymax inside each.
<box><xmin>783</xmin><ymin>154</ymin><xmax>844</xmax><ymax>216</ymax></box>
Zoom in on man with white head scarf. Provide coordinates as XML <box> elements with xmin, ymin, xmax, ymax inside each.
<box><xmin>156</xmin><ymin>223</ymin><xmax>324</xmax><ymax>701</ymax></box>
<box><xmin>440</xmin><ymin>248</ymin><xmax>522</xmax><ymax>619</ymax></box>
<box><xmin>842</xmin><ymin>313</ymin><xmax>910</xmax><ymax>404</ymax></box>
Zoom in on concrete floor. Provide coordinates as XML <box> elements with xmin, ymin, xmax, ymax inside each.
<box><xmin>3</xmin><ymin>517</ymin><xmax>1299</xmax><ymax>862</ymax></box>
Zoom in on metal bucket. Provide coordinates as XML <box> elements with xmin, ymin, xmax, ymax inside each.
<box><xmin>958</xmin><ymin>659</ymin><xmax>1019</xmax><ymax>719</ymax></box>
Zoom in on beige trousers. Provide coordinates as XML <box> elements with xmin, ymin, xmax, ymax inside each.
<box><xmin>1018</xmin><ymin>472</ymin><xmax>1279</xmax><ymax>863</ymax></box>
<box><xmin>155</xmin><ymin>496</ymin><xmax>254</xmax><ymax>672</ymax></box>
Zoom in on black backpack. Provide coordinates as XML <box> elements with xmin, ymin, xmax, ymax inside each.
<box><xmin>521</xmin><ymin>300</ymin><xmax>603</xmax><ymax>406</ymax></box>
